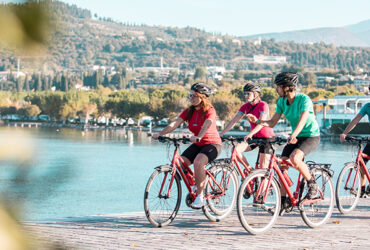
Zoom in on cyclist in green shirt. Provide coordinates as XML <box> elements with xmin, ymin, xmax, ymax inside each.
<box><xmin>247</xmin><ymin>72</ymin><xmax>320</xmax><ymax>214</ymax></box>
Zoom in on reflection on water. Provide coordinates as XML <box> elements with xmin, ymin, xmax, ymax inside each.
<box><xmin>0</xmin><ymin>127</ymin><xmax>366</xmax><ymax>221</ymax></box>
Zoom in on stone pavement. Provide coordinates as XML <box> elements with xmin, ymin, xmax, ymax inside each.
<box><xmin>25</xmin><ymin>199</ymin><xmax>370</xmax><ymax>250</ymax></box>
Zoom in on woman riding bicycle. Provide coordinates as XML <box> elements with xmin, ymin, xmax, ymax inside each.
<box><xmin>247</xmin><ymin>72</ymin><xmax>321</xmax><ymax>209</ymax></box>
<box><xmin>152</xmin><ymin>83</ymin><xmax>222</xmax><ymax>208</ymax></box>
<box><xmin>220</xmin><ymin>82</ymin><xmax>275</xmax><ymax>169</ymax></box>
<box><xmin>340</xmin><ymin>97</ymin><xmax>370</xmax><ymax>197</ymax></box>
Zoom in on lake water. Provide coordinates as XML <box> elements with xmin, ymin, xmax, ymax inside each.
<box><xmin>0</xmin><ymin>127</ymin><xmax>361</xmax><ymax>221</ymax></box>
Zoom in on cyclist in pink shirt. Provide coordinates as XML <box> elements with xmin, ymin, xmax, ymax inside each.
<box><xmin>152</xmin><ymin>83</ymin><xmax>222</xmax><ymax>208</ymax></box>
<box><xmin>220</xmin><ymin>82</ymin><xmax>275</xmax><ymax>169</ymax></box>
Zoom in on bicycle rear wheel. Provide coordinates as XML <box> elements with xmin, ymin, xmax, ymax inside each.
<box><xmin>237</xmin><ymin>170</ymin><xmax>280</xmax><ymax>235</ymax></box>
<box><xmin>144</xmin><ymin>165</ymin><xmax>182</xmax><ymax>227</ymax></box>
<box><xmin>300</xmin><ymin>168</ymin><xmax>334</xmax><ymax>228</ymax></box>
<box><xmin>335</xmin><ymin>162</ymin><xmax>361</xmax><ymax>214</ymax></box>
<box><xmin>203</xmin><ymin>164</ymin><xmax>238</xmax><ymax>222</ymax></box>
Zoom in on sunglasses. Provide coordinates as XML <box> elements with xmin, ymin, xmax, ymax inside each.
<box><xmin>188</xmin><ymin>94</ymin><xmax>198</xmax><ymax>99</ymax></box>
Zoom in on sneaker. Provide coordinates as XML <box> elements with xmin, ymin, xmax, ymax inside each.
<box><xmin>307</xmin><ymin>181</ymin><xmax>319</xmax><ymax>199</ymax></box>
<box><xmin>366</xmin><ymin>185</ymin><xmax>370</xmax><ymax>195</ymax></box>
<box><xmin>192</xmin><ymin>195</ymin><xmax>204</xmax><ymax>209</ymax></box>
<box><xmin>279</xmin><ymin>196</ymin><xmax>290</xmax><ymax>216</ymax></box>
<box><xmin>360</xmin><ymin>186</ymin><xmax>366</xmax><ymax>198</ymax></box>
<box><xmin>243</xmin><ymin>188</ymin><xmax>251</xmax><ymax>199</ymax></box>
<box><xmin>254</xmin><ymin>195</ymin><xmax>264</xmax><ymax>204</ymax></box>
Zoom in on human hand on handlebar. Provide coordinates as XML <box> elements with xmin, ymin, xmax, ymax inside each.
<box><xmin>190</xmin><ymin>136</ymin><xmax>200</xmax><ymax>143</ymax></box>
<box><xmin>340</xmin><ymin>133</ymin><xmax>347</xmax><ymax>143</ymax></box>
<box><xmin>152</xmin><ymin>133</ymin><xmax>160</xmax><ymax>140</ymax></box>
<box><xmin>287</xmin><ymin>134</ymin><xmax>297</xmax><ymax>144</ymax></box>
<box><xmin>244</xmin><ymin>133</ymin><xmax>253</xmax><ymax>142</ymax></box>
<box><xmin>246</xmin><ymin>114</ymin><xmax>258</xmax><ymax>123</ymax></box>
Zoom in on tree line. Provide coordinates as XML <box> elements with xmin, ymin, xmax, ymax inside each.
<box><xmin>0</xmin><ymin>82</ymin><xmax>363</xmax><ymax>124</ymax></box>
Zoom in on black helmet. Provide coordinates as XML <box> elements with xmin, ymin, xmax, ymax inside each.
<box><xmin>243</xmin><ymin>82</ymin><xmax>261</xmax><ymax>93</ymax></box>
<box><xmin>274</xmin><ymin>72</ymin><xmax>298</xmax><ymax>87</ymax></box>
<box><xmin>191</xmin><ymin>83</ymin><xmax>212</xmax><ymax>97</ymax></box>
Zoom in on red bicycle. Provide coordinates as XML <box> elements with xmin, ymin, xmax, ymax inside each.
<box><xmin>144</xmin><ymin>136</ymin><xmax>238</xmax><ymax>227</ymax></box>
<box><xmin>237</xmin><ymin>137</ymin><xmax>335</xmax><ymax>235</ymax></box>
<box><xmin>219</xmin><ymin>137</ymin><xmax>256</xmax><ymax>182</ymax></box>
<box><xmin>336</xmin><ymin>136</ymin><xmax>370</xmax><ymax>214</ymax></box>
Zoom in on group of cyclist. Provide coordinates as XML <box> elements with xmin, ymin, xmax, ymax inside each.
<box><xmin>152</xmin><ymin>71</ymin><xmax>370</xmax><ymax>209</ymax></box>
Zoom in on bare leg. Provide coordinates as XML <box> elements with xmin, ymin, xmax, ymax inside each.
<box><xmin>181</xmin><ymin>156</ymin><xmax>191</xmax><ymax>168</ymax></box>
<box><xmin>289</xmin><ymin>149</ymin><xmax>311</xmax><ymax>181</ymax></box>
<box><xmin>279</xmin><ymin>156</ymin><xmax>290</xmax><ymax>196</ymax></box>
<box><xmin>259</xmin><ymin>153</ymin><xmax>271</xmax><ymax>169</ymax></box>
<box><xmin>235</xmin><ymin>142</ymin><xmax>252</xmax><ymax>170</ymax></box>
<box><xmin>193</xmin><ymin>153</ymin><xmax>209</xmax><ymax>196</ymax></box>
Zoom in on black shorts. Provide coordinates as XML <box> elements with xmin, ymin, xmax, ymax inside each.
<box><xmin>363</xmin><ymin>143</ymin><xmax>370</xmax><ymax>163</ymax></box>
<box><xmin>281</xmin><ymin>136</ymin><xmax>320</xmax><ymax>158</ymax></box>
<box><xmin>181</xmin><ymin>143</ymin><xmax>222</xmax><ymax>164</ymax></box>
<box><xmin>249</xmin><ymin>138</ymin><xmax>274</xmax><ymax>154</ymax></box>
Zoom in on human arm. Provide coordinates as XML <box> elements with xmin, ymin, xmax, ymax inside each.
<box><xmin>289</xmin><ymin>111</ymin><xmax>309</xmax><ymax>144</ymax></box>
<box><xmin>340</xmin><ymin>113</ymin><xmax>363</xmax><ymax>142</ymax></box>
<box><xmin>244</xmin><ymin>112</ymin><xmax>269</xmax><ymax>140</ymax></box>
<box><xmin>219</xmin><ymin>112</ymin><xmax>244</xmax><ymax>137</ymax></box>
<box><xmin>152</xmin><ymin>117</ymin><xmax>184</xmax><ymax>139</ymax></box>
<box><xmin>246</xmin><ymin>112</ymin><xmax>281</xmax><ymax>128</ymax></box>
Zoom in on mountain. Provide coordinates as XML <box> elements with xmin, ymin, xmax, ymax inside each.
<box><xmin>0</xmin><ymin>1</ymin><xmax>369</xmax><ymax>74</ymax></box>
<box><xmin>244</xmin><ymin>20</ymin><xmax>370</xmax><ymax>47</ymax></box>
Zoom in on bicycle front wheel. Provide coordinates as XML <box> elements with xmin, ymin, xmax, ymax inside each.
<box><xmin>202</xmin><ymin>164</ymin><xmax>238</xmax><ymax>222</ymax></box>
<box><xmin>335</xmin><ymin>162</ymin><xmax>361</xmax><ymax>214</ymax></box>
<box><xmin>237</xmin><ymin>170</ymin><xmax>280</xmax><ymax>235</ymax></box>
<box><xmin>300</xmin><ymin>168</ymin><xmax>335</xmax><ymax>228</ymax></box>
<box><xmin>144</xmin><ymin>166</ymin><xmax>182</xmax><ymax>227</ymax></box>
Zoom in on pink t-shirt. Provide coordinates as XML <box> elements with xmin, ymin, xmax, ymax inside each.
<box><xmin>238</xmin><ymin>101</ymin><xmax>275</xmax><ymax>138</ymax></box>
<box><xmin>179</xmin><ymin>107</ymin><xmax>222</xmax><ymax>146</ymax></box>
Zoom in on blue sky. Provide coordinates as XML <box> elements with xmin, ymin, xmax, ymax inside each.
<box><xmin>3</xmin><ymin>0</ymin><xmax>370</xmax><ymax>36</ymax></box>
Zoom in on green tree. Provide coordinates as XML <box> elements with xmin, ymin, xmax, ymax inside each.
<box><xmin>194</xmin><ymin>67</ymin><xmax>207</xmax><ymax>80</ymax></box>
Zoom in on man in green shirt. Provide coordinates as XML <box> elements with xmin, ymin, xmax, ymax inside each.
<box><xmin>247</xmin><ymin>72</ymin><xmax>320</xmax><ymax>215</ymax></box>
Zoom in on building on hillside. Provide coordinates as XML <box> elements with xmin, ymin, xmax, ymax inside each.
<box><xmin>0</xmin><ymin>71</ymin><xmax>26</xmax><ymax>81</ymax></box>
<box><xmin>253</xmin><ymin>55</ymin><xmax>286</xmax><ymax>64</ymax></box>
<box><xmin>314</xmin><ymin>95</ymin><xmax>370</xmax><ymax>128</ymax></box>
<box><xmin>206</xmin><ymin>66</ymin><xmax>225</xmax><ymax>81</ymax></box>
<box><xmin>354</xmin><ymin>74</ymin><xmax>370</xmax><ymax>93</ymax></box>
<box><xmin>316</xmin><ymin>76</ymin><xmax>335</xmax><ymax>87</ymax></box>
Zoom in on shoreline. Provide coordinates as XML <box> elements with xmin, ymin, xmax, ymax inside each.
<box><xmin>2</xmin><ymin>121</ymin><xmax>368</xmax><ymax>140</ymax></box>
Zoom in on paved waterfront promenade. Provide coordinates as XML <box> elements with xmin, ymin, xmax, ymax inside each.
<box><xmin>26</xmin><ymin>199</ymin><xmax>370</xmax><ymax>249</ymax></box>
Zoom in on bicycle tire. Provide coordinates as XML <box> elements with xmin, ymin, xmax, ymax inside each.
<box><xmin>144</xmin><ymin>165</ymin><xmax>182</xmax><ymax>227</ymax></box>
<box><xmin>202</xmin><ymin>163</ymin><xmax>238</xmax><ymax>222</ymax></box>
<box><xmin>237</xmin><ymin>169</ymin><xmax>280</xmax><ymax>235</ymax></box>
<box><xmin>300</xmin><ymin>168</ymin><xmax>335</xmax><ymax>228</ymax></box>
<box><xmin>335</xmin><ymin>162</ymin><xmax>361</xmax><ymax>214</ymax></box>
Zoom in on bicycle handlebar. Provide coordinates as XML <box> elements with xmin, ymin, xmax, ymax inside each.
<box><xmin>345</xmin><ymin>135</ymin><xmax>370</xmax><ymax>143</ymax></box>
<box><xmin>156</xmin><ymin>136</ymin><xmax>202</xmax><ymax>144</ymax></box>
<box><xmin>221</xmin><ymin>136</ymin><xmax>245</xmax><ymax>143</ymax></box>
<box><xmin>247</xmin><ymin>137</ymin><xmax>288</xmax><ymax>146</ymax></box>
<box><xmin>221</xmin><ymin>136</ymin><xmax>288</xmax><ymax>146</ymax></box>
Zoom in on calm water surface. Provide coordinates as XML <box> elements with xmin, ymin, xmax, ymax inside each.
<box><xmin>0</xmin><ymin>127</ymin><xmax>360</xmax><ymax>221</ymax></box>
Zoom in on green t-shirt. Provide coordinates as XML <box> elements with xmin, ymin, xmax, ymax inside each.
<box><xmin>275</xmin><ymin>93</ymin><xmax>320</xmax><ymax>137</ymax></box>
<box><xmin>359</xmin><ymin>103</ymin><xmax>370</xmax><ymax>124</ymax></box>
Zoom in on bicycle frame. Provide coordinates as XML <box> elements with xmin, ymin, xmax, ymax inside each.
<box><xmin>229</xmin><ymin>143</ymin><xmax>256</xmax><ymax>180</ymax></box>
<box><xmin>345</xmin><ymin>144</ymin><xmax>370</xmax><ymax>190</ymax></box>
<box><xmin>159</xmin><ymin>141</ymin><xmax>229</xmax><ymax>201</ymax></box>
<box><xmin>255</xmin><ymin>151</ymin><xmax>324</xmax><ymax>207</ymax></box>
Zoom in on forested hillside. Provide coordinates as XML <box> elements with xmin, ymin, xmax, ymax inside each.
<box><xmin>0</xmin><ymin>1</ymin><xmax>368</xmax><ymax>73</ymax></box>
